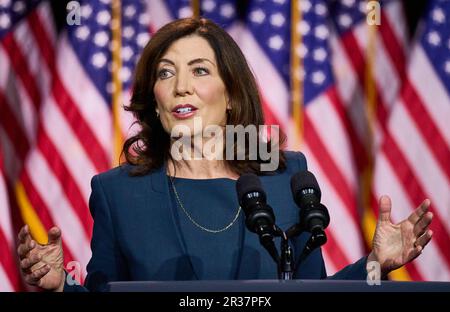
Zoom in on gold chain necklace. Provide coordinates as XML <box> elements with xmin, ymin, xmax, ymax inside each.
<box><xmin>169</xmin><ymin>176</ymin><xmax>242</xmax><ymax>233</ymax></box>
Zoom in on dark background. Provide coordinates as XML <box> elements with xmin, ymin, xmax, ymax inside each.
<box><xmin>51</xmin><ymin>1</ymin><xmax>429</xmax><ymax>38</ymax></box>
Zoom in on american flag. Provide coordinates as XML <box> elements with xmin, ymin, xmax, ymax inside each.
<box><xmin>373</xmin><ymin>0</ymin><xmax>450</xmax><ymax>280</ymax></box>
<box><xmin>0</xmin><ymin>0</ymin><xmax>449</xmax><ymax>291</ymax></box>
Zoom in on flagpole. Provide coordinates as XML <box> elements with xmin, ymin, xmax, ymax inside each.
<box><xmin>290</xmin><ymin>0</ymin><xmax>303</xmax><ymax>151</ymax></box>
<box><xmin>191</xmin><ymin>0</ymin><xmax>200</xmax><ymax>18</ymax></box>
<box><xmin>111</xmin><ymin>0</ymin><xmax>123</xmax><ymax>167</ymax></box>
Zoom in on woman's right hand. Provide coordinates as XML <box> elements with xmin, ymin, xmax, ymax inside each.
<box><xmin>17</xmin><ymin>225</ymin><xmax>65</xmax><ymax>291</ymax></box>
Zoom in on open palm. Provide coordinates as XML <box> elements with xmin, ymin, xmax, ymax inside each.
<box><xmin>369</xmin><ymin>196</ymin><xmax>433</xmax><ymax>275</ymax></box>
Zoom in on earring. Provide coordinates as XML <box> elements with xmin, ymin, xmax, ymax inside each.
<box><xmin>156</xmin><ymin>111</ymin><xmax>160</xmax><ymax>118</ymax></box>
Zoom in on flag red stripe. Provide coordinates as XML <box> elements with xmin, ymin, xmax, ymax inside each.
<box><xmin>1</xmin><ymin>35</ymin><xmax>41</xmax><ymax>111</ymax></box>
<box><xmin>383</xmin><ymin>133</ymin><xmax>450</xmax><ymax>268</ymax></box>
<box><xmin>379</xmin><ymin>11</ymin><xmax>407</xmax><ymax>81</ymax></box>
<box><xmin>340</xmin><ymin>32</ymin><xmax>389</xmax><ymax>133</ymax></box>
<box><xmin>1</xmin><ymin>93</ymin><xmax>93</xmax><ymax>239</ymax></box>
<box><xmin>378</xmin><ymin>13</ymin><xmax>450</xmax><ymax>182</ymax></box>
<box><xmin>401</xmin><ymin>81</ymin><xmax>450</xmax><ymax>181</ymax></box>
<box><xmin>20</xmin><ymin>172</ymin><xmax>78</xmax><ymax>266</ymax></box>
<box><xmin>327</xmin><ymin>88</ymin><xmax>370</xmax><ymax>173</ymax></box>
<box><xmin>27</xmin><ymin>13</ymin><xmax>110</xmax><ymax>173</ymax></box>
<box><xmin>324</xmin><ymin>226</ymin><xmax>351</xmax><ymax>271</ymax></box>
<box><xmin>37</xmin><ymin>126</ymin><xmax>93</xmax><ymax>238</ymax></box>
<box><xmin>0</xmin><ymin>227</ymin><xmax>21</xmax><ymax>290</ymax></box>
<box><xmin>0</xmin><ymin>93</ymin><xmax>30</xmax><ymax>161</ymax></box>
<box><xmin>304</xmin><ymin>108</ymin><xmax>360</xmax><ymax>227</ymax></box>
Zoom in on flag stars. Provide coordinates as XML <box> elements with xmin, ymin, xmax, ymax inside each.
<box><xmin>0</xmin><ymin>13</ymin><xmax>11</xmax><ymax>29</ymax></box>
<box><xmin>12</xmin><ymin>1</ymin><xmax>25</xmax><ymax>14</ymax></box>
<box><xmin>202</xmin><ymin>0</ymin><xmax>216</xmax><ymax>13</ymax></box>
<box><xmin>250</xmin><ymin>9</ymin><xmax>265</xmax><ymax>24</ymax></box>
<box><xmin>124</xmin><ymin>5</ymin><xmax>136</xmax><ymax>18</ymax></box>
<box><xmin>94</xmin><ymin>31</ymin><xmax>109</xmax><ymax>47</ymax></box>
<box><xmin>445</xmin><ymin>61</ymin><xmax>450</xmax><ymax>75</ymax></box>
<box><xmin>138</xmin><ymin>13</ymin><xmax>150</xmax><ymax>25</ymax></box>
<box><xmin>296</xmin><ymin>44</ymin><xmax>308</xmax><ymax>58</ymax></box>
<box><xmin>136</xmin><ymin>32</ymin><xmax>150</xmax><ymax>47</ymax></box>
<box><xmin>297</xmin><ymin>20</ymin><xmax>310</xmax><ymax>35</ymax></box>
<box><xmin>120</xmin><ymin>67</ymin><xmax>132</xmax><ymax>82</ymax></box>
<box><xmin>315</xmin><ymin>24</ymin><xmax>329</xmax><ymax>40</ymax></box>
<box><xmin>270</xmin><ymin>13</ymin><xmax>285</xmax><ymax>27</ymax></box>
<box><xmin>96</xmin><ymin>10</ymin><xmax>111</xmax><ymax>26</ymax></box>
<box><xmin>268</xmin><ymin>35</ymin><xmax>284</xmax><ymax>50</ymax></box>
<box><xmin>75</xmin><ymin>25</ymin><xmax>90</xmax><ymax>40</ymax></box>
<box><xmin>313</xmin><ymin>48</ymin><xmax>327</xmax><ymax>62</ymax></box>
<box><xmin>299</xmin><ymin>0</ymin><xmax>311</xmax><ymax>13</ymax></box>
<box><xmin>427</xmin><ymin>31</ymin><xmax>441</xmax><ymax>46</ymax></box>
<box><xmin>432</xmin><ymin>8</ymin><xmax>445</xmax><ymax>24</ymax></box>
<box><xmin>81</xmin><ymin>4</ymin><xmax>92</xmax><ymax>19</ymax></box>
<box><xmin>122</xmin><ymin>46</ymin><xmax>133</xmax><ymax>62</ymax></box>
<box><xmin>315</xmin><ymin>3</ymin><xmax>327</xmax><ymax>16</ymax></box>
<box><xmin>342</xmin><ymin>0</ymin><xmax>355</xmax><ymax>8</ymax></box>
<box><xmin>273</xmin><ymin>0</ymin><xmax>286</xmax><ymax>5</ymax></box>
<box><xmin>358</xmin><ymin>1</ymin><xmax>367</xmax><ymax>14</ymax></box>
<box><xmin>92</xmin><ymin>52</ymin><xmax>107</xmax><ymax>68</ymax></box>
<box><xmin>178</xmin><ymin>6</ymin><xmax>192</xmax><ymax>18</ymax></box>
<box><xmin>0</xmin><ymin>0</ymin><xmax>11</xmax><ymax>8</ymax></box>
<box><xmin>338</xmin><ymin>14</ymin><xmax>353</xmax><ymax>28</ymax></box>
<box><xmin>220</xmin><ymin>3</ymin><xmax>235</xmax><ymax>19</ymax></box>
<box><xmin>122</xmin><ymin>26</ymin><xmax>135</xmax><ymax>39</ymax></box>
<box><xmin>312</xmin><ymin>71</ymin><xmax>326</xmax><ymax>85</ymax></box>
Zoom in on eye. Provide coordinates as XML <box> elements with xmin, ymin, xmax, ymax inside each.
<box><xmin>157</xmin><ymin>68</ymin><xmax>173</xmax><ymax>79</ymax></box>
<box><xmin>193</xmin><ymin>67</ymin><xmax>209</xmax><ymax>76</ymax></box>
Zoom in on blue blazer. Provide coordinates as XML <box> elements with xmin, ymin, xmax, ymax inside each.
<box><xmin>64</xmin><ymin>151</ymin><xmax>368</xmax><ymax>292</ymax></box>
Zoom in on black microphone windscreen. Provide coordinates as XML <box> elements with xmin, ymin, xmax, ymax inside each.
<box><xmin>290</xmin><ymin>170</ymin><xmax>321</xmax><ymax>200</ymax></box>
<box><xmin>236</xmin><ymin>173</ymin><xmax>266</xmax><ymax>204</ymax></box>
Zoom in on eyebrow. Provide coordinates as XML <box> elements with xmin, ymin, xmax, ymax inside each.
<box><xmin>158</xmin><ymin>58</ymin><xmax>216</xmax><ymax>67</ymax></box>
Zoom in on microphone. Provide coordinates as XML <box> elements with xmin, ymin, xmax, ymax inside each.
<box><xmin>289</xmin><ymin>170</ymin><xmax>330</xmax><ymax>247</ymax></box>
<box><xmin>236</xmin><ymin>173</ymin><xmax>279</xmax><ymax>263</ymax></box>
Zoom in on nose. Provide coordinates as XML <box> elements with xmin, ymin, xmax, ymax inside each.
<box><xmin>174</xmin><ymin>71</ymin><xmax>193</xmax><ymax>96</ymax></box>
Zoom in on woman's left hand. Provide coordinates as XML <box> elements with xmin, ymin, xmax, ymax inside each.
<box><xmin>368</xmin><ymin>195</ymin><xmax>433</xmax><ymax>276</ymax></box>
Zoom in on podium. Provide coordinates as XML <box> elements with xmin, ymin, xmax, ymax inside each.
<box><xmin>107</xmin><ymin>279</ymin><xmax>450</xmax><ymax>292</ymax></box>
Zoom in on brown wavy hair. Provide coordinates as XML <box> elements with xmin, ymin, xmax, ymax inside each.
<box><xmin>122</xmin><ymin>17</ymin><xmax>286</xmax><ymax>176</ymax></box>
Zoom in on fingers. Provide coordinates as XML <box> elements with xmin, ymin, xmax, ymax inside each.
<box><xmin>415</xmin><ymin>229</ymin><xmax>433</xmax><ymax>250</ymax></box>
<box><xmin>378</xmin><ymin>195</ymin><xmax>392</xmax><ymax>222</ymax></box>
<box><xmin>24</xmin><ymin>264</ymin><xmax>51</xmax><ymax>286</ymax></box>
<box><xmin>47</xmin><ymin>227</ymin><xmax>62</xmax><ymax>245</ymax></box>
<box><xmin>413</xmin><ymin>211</ymin><xmax>433</xmax><ymax>237</ymax></box>
<box><xmin>408</xmin><ymin>199</ymin><xmax>431</xmax><ymax>224</ymax></box>
<box><xmin>20</xmin><ymin>253</ymin><xmax>42</xmax><ymax>272</ymax></box>
<box><xmin>17</xmin><ymin>239</ymin><xmax>37</xmax><ymax>260</ymax></box>
<box><xmin>18</xmin><ymin>225</ymin><xmax>31</xmax><ymax>244</ymax></box>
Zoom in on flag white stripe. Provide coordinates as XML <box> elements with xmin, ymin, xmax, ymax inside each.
<box><xmin>0</xmin><ymin>265</ymin><xmax>14</xmax><ymax>292</ymax></box>
<box><xmin>0</xmin><ymin>170</ymin><xmax>13</xmax><ymax>246</ymax></box>
<box><xmin>307</xmin><ymin>94</ymin><xmax>358</xmax><ymax>190</ymax></box>
<box><xmin>42</xmin><ymin>96</ymin><xmax>97</xmax><ymax>203</ymax></box>
<box><xmin>384</xmin><ymin>1</ymin><xmax>409</xmax><ymax>55</ymax></box>
<box><xmin>57</xmin><ymin>35</ymin><xmax>112</xmax><ymax>155</ymax></box>
<box><xmin>25</xmin><ymin>150</ymin><xmax>91</xmax><ymax>270</ymax></box>
<box><xmin>353</xmin><ymin>22</ymin><xmax>401</xmax><ymax>111</ymax></box>
<box><xmin>36</xmin><ymin>2</ymin><xmax>56</xmax><ymax>45</ymax></box>
<box><xmin>409</xmin><ymin>47</ymin><xmax>450</xmax><ymax>147</ymax></box>
<box><xmin>330</xmin><ymin>35</ymin><xmax>372</xmax><ymax>147</ymax></box>
<box><xmin>390</xmin><ymin>101</ymin><xmax>450</xmax><ymax>231</ymax></box>
<box><xmin>303</xmin><ymin>145</ymin><xmax>365</xmax><ymax>265</ymax></box>
<box><xmin>374</xmin><ymin>154</ymin><xmax>450</xmax><ymax>280</ymax></box>
<box><xmin>237</xmin><ymin>29</ymin><xmax>290</xmax><ymax>126</ymax></box>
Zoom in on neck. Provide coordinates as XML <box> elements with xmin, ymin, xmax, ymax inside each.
<box><xmin>167</xmin><ymin>136</ymin><xmax>238</xmax><ymax>180</ymax></box>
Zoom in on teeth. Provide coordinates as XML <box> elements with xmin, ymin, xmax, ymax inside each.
<box><xmin>176</xmin><ymin>107</ymin><xmax>193</xmax><ymax>114</ymax></box>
